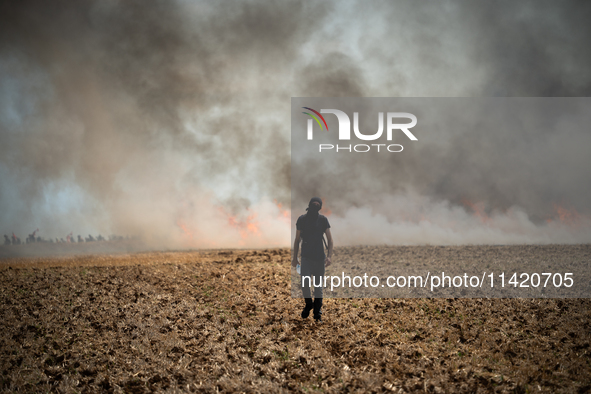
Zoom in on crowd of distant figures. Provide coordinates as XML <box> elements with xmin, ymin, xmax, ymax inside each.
<box><xmin>3</xmin><ymin>232</ymin><xmax>133</xmax><ymax>246</ymax></box>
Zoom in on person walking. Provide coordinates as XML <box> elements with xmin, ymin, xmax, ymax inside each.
<box><xmin>292</xmin><ymin>197</ymin><xmax>333</xmax><ymax>323</ymax></box>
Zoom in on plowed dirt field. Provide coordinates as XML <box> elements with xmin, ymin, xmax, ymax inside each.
<box><xmin>1</xmin><ymin>246</ymin><xmax>590</xmax><ymax>393</ymax></box>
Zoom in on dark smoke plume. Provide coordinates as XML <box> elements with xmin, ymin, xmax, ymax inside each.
<box><xmin>1</xmin><ymin>0</ymin><xmax>590</xmax><ymax>247</ymax></box>
<box><xmin>0</xmin><ymin>0</ymin><xmax>328</xmax><ymax>247</ymax></box>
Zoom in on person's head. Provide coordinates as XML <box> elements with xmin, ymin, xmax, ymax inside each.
<box><xmin>307</xmin><ymin>197</ymin><xmax>322</xmax><ymax>212</ymax></box>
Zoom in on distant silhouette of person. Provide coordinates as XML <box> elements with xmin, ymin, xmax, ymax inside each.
<box><xmin>292</xmin><ymin>197</ymin><xmax>333</xmax><ymax>323</ymax></box>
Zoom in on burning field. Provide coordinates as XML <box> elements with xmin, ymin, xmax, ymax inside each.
<box><xmin>1</xmin><ymin>245</ymin><xmax>590</xmax><ymax>393</ymax></box>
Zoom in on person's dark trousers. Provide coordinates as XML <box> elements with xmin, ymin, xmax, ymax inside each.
<box><xmin>300</xmin><ymin>256</ymin><xmax>325</xmax><ymax>320</ymax></box>
<box><xmin>302</xmin><ymin>298</ymin><xmax>314</xmax><ymax>318</ymax></box>
<box><xmin>313</xmin><ymin>297</ymin><xmax>322</xmax><ymax>320</ymax></box>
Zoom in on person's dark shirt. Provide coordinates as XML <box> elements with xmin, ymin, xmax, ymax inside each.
<box><xmin>296</xmin><ymin>213</ymin><xmax>330</xmax><ymax>260</ymax></box>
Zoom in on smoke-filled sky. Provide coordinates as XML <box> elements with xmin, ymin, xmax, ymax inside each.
<box><xmin>1</xmin><ymin>0</ymin><xmax>590</xmax><ymax>248</ymax></box>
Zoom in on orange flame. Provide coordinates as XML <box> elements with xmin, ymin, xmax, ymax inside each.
<box><xmin>321</xmin><ymin>198</ymin><xmax>332</xmax><ymax>217</ymax></box>
<box><xmin>176</xmin><ymin>219</ymin><xmax>194</xmax><ymax>240</ymax></box>
<box><xmin>550</xmin><ymin>204</ymin><xmax>582</xmax><ymax>226</ymax></box>
<box><xmin>462</xmin><ymin>199</ymin><xmax>490</xmax><ymax>223</ymax></box>
<box><xmin>274</xmin><ymin>200</ymin><xmax>291</xmax><ymax>220</ymax></box>
<box><xmin>220</xmin><ymin>207</ymin><xmax>261</xmax><ymax>240</ymax></box>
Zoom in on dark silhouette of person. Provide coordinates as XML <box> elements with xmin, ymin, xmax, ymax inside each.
<box><xmin>292</xmin><ymin>197</ymin><xmax>333</xmax><ymax>323</ymax></box>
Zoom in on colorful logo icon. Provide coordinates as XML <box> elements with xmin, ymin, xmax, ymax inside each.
<box><xmin>302</xmin><ymin>107</ymin><xmax>329</xmax><ymax>131</ymax></box>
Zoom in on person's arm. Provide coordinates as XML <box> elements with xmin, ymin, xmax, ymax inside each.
<box><xmin>292</xmin><ymin>230</ymin><xmax>301</xmax><ymax>267</ymax></box>
<box><xmin>325</xmin><ymin>228</ymin><xmax>333</xmax><ymax>267</ymax></box>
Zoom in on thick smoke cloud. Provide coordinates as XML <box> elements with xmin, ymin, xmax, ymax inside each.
<box><xmin>291</xmin><ymin>98</ymin><xmax>591</xmax><ymax>245</ymax></box>
<box><xmin>0</xmin><ymin>0</ymin><xmax>327</xmax><ymax>247</ymax></box>
<box><xmin>1</xmin><ymin>0</ymin><xmax>590</xmax><ymax>248</ymax></box>
<box><xmin>289</xmin><ymin>0</ymin><xmax>591</xmax><ymax>245</ymax></box>
<box><xmin>355</xmin><ymin>0</ymin><xmax>591</xmax><ymax>97</ymax></box>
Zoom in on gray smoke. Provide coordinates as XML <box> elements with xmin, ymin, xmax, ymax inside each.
<box><xmin>0</xmin><ymin>0</ymin><xmax>327</xmax><ymax>246</ymax></box>
<box><xmin>1</xmin><ymin>0</ymin><xmax>590</xmax><ymax>247</ymax></box>
<box><xmin>291</xmin><ymin>97</ymin><xmax>591</xmax><ymax>244</ymax></box>
<box><xmin>290</xmin><ymin>0</ymin><xmax>591</xmax><ymax>244</ymax></box>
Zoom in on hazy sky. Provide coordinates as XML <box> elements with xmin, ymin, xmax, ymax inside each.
<box><xmin>1</xmin><ymin>0</ymin><xmax>590</xmax><ymax>247</ymax></box>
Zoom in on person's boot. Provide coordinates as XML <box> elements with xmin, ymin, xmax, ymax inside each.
<box><xmin>301</xmin><ymin>298</ymin><xmax>314</xmax><ymax>318</ymax></box>
<box><xmin>313</xmin><ymin>298</ymin><xmax>323</xmax><ymax>323</ymax></box>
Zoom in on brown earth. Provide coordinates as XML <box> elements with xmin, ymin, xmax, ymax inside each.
<box><xmin>0</xmin><ymin>246</ymin><xmax>590</xmax><ymax>393</ymax></box>
<box><xmin>0</xmin><ymin>240</ymin><xmax>149</xmax><ymax>259</ymax></box>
